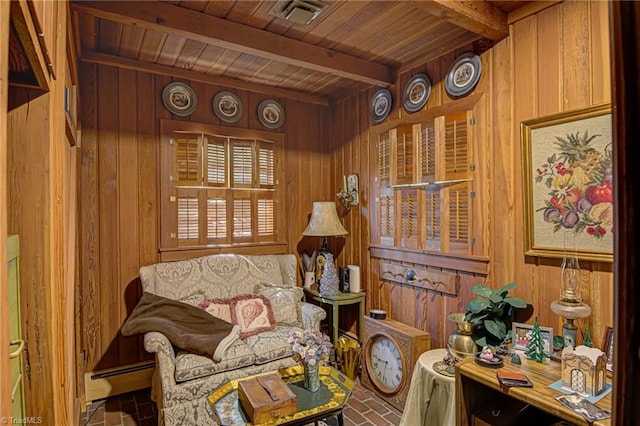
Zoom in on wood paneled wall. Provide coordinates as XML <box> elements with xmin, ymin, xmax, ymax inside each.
<box><xmin>77</xmin><ymin>63</ymin><xmax>332</xmax><ymax>373</ymax></box>
<box><xmin>0</xmin><ymin>1</ymin><xmax>10</xmax><ymax>420</ymax></box>
<box><xmin>494</xmin><ymin>0</ymin><xmax>613</xmax><ymax>345</ymax></box>
<box><xmin>5</xmin><ymin>3</ymin><xmax>77</xmax><ymax>424</ymax></box>
<box><xmin>331</xmin><ymin>0</ymin><xmax>613</xmax><ymax>349</ymax></box>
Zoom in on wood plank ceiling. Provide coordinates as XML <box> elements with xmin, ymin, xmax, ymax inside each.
<box><xmin>71</xmin><ymin>0</ymin><xmax>527</xmax><ymax>101</ymax></box>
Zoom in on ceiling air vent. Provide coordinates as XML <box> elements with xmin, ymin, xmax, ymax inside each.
<box><xmin>268</xmin><ymin>0</ymin><xmax>327</xmax><ymax>26</ymax></box>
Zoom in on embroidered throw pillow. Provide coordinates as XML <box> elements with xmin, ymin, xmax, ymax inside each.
<box><xmin>255</xmin><ymin>282</ymin><xmax>303</xmax><ymax>326</ymax></box>
<box><xmin>197</xmin><ymin>298</ymin><xmax>233</xmax><ymax>324</ymax></box>
<box><xmin>198</xmin><ymin>294</ymin><xmax>276</xmax><ymax>339</ymax></box>
<box><xmin>230</xmin><ymin>294</ymin><xmax>276</xmax><ymax>339</ymax></box>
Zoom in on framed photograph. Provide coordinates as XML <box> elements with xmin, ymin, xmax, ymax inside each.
<box><xmin>512</xmin><ymin>322</ymin><xmax>553</xmax><ymax>355</ymax></box>
<box><xmin>601</xmin><ymin>326</ymin><xmax>613</xmax><ymax>372</ymax></box>
<box><xmin>521</xmin><ymin>103</ymin><xmax>613</xmax><ymax>262</ymax></box>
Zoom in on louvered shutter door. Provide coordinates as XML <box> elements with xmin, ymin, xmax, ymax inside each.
<box><xmin>379</xmin><ymin>186</ymin><xmax>394</xmax><ymax>246</ymax></box>
<box><xmin>206</xmin><ymin>189</ymin><xmax>227</xmax><ymax>244</ymax></box>
<box><xmin>258</xmin><ymin>142</ymin><xmax>275</xmax><ymax>189</ymax></box>
<box><xmin>205</xmin><ymin>136</ymin><xmax>227</xmax><ymax>187</ymax></box>
<box><xmin>175</xmin><ymin>134</ymin><xmax>201</xmax><ymax>186</ymax></box>
<box><xmin>231</xmin><ymin>140</ymin><xmax>254</xmax><ymax>188</ymax></box>
<box><xmin>395</xmin><ymin>129</ymin><xmax>414</xmax><ymax>185</ymax></box>
<box><xmin>399</xmin><ymin>189</ymin><xmax>418</xmax><ymax>248</ymax></box>
<box><xmin>176</xmin><ymin>188</ymin><xmax>200</xmax><ymax>246</ymax></box>
<box><xmin>378</xmin><ymin>133</ymin><xmax>390</xmax><ymax>183</ymax></box>
<box><xmin>444</xmin><ymin>112</ymin><xmax>469</xmax><ymax>181</ymax></box>
<box><xmin>448</xmin><ymin>184</ymin><xmax>470</xmax><ymax>252</ymax></box>
<box><xmin>419</xmin><ymin>124</ymin><xmax>436</xmax><ymax>183</ymax></box>
<box><xmin>232</xmin><ymin>196</ymin><xmax>253</xmax><ymax>240</ymax></box>
<box><xmin>425</xmin><ymin>189</ymin><xmax>441</xmax><ymax>251</ymax></box>
<box><xmin>257</xmin><ymin>195</ymin><xmax>275</xmax><ymax>241</ymax></box>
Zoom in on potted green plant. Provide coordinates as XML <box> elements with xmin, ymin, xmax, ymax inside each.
<box><xmin>464</xmin><ymin>282</ymin><xmax>529</xmax><ymax>348</ymax></box>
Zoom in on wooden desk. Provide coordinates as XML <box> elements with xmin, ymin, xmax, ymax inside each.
<box><xmin>456</xmin><ymin>356</ymin><xmax>612</xmax><ymax>426</ymax></box>
<box><xmin>303</xmin><ymin>288</ymin><xmax>365</xmax><ymax>344</ymax></box>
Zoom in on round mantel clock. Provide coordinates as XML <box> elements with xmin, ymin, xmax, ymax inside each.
<box><xmin>361</xmin><ymin>316</ymin><xmax>431</xmax><ymax>411</ymax></box>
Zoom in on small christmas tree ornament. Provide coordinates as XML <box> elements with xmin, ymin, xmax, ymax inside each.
<box><xmin>319</xmin><ymin>253</ymin><xmax>340</xmax><ymax>296</ymax></box>
<box><xmin>526</xmin><ymin>316</ymin><xmax>549</xmax><ymax>363</ymax></box>
<box><xmin>583</xmin><ymin>327</ymin><xmax>593</xmax><ymax>348</ymax></box>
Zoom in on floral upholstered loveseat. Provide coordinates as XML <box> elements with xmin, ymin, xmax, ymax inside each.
<box><xmin>139</xmin><ymin>253</ymin><xmax>326</xmax><ymax>426</ymax></box>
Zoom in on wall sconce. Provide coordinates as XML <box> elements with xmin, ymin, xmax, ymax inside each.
<box><xmin>337</xmin><ymin>174</ymin><xmax>359</xmax><ymax>209</ymax></box>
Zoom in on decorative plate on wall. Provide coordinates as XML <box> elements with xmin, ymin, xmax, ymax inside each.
<box><xmin>257</xmin><ymin>99</ymin><xmax>285</xmax><ymax>129</ymax></box>
<box><xmin>369</xmin><ymin>88</ymin><xmax>392</xmax><ymax>123</ymax></box>
<box><xmin>161</xmin><ymin>82</ymin><xmax>198</xmax><ymax>117</ymax></box>
<box><xmin>445</xmin><ymin>53</ymin><xmax>482</xmax><ymax>98</ymax></box>
<box><xmin>213</xmin><ymin>91</ymin><xmax>243</xmax><ymax>123</ymax></box>
<box><xmin>403</xmin><ymin>73</ymin><xmax>431</xmax><ymax>113</ymax></box>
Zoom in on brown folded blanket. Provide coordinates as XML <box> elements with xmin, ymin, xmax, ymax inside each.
<box><xmin>122</xmin><ymin>292</ymin><xmax>240</xmax><ymax>361</ymax></box>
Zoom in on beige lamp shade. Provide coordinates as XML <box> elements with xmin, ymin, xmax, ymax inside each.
<box><xmin>302</xmin><ymin>202</ymin><xmax>348</xmax><ymax>236</ymax></box>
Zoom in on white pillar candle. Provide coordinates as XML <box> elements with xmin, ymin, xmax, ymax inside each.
<box><xmin>348</xmin><ymin>265</ymin><xmax>360</xmax><ymax>293</ymax></box>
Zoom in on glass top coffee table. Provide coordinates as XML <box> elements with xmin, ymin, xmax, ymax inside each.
<box><xmin>207</xmin><ymin>365</ymin><xmax>355</xmax><ymax>426</ymax></box>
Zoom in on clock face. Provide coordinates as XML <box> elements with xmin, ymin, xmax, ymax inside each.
<box><xmin>368</xmin><ymin>335</ymin><xmax>404</xmax><ymax>393</ymax></box>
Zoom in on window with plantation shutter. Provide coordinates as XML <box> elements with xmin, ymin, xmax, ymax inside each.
<box><xmin>374</xmin><ymin>109</ymin><xmax>476</xmax><ymax>257</ymax></box>
<box><xmin>160</xmin><ymin>121</ymin><xmax>283</xmax><ymax>252</ymax></box>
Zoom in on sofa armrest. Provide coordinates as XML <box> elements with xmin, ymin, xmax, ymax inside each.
<box><xmin>144</xmin><ymin>332</ymin><xmax>177</xmax><ymax>388</ymax></box>
<box><xmin>300</xmin><ymin>302</ymin><xmax>326</xmax><ymax>332</ymax></box>
<box><xmin>144</xmin><ymin>332</ymin><xmax>176</xmax><ymax>362</ymax></box>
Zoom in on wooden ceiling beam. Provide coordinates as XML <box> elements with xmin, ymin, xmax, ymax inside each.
<box><xmin>71</xmin><ymin>1</ymin><xmax>396</xmax><ymax>87</ymax></box>
<box><xmin>412</xmin><ymin>0</ymin><xmax>508</xmax><ymax>42</ymax></box>
<box><xmin>80</xmin><ymin>50</ymin><xmax>329</xmax><ymax>106</ymax></box>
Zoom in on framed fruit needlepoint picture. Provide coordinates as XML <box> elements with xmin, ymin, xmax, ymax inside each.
<box><xmin>521</xmin><ymin>103</ymin><xmax>613</xmax><ymax>262</ymax></box>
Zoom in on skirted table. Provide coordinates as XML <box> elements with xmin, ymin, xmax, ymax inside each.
<box><xmin>399</xmin><ymin>348</ymin><xmax>456</xmax><ymax>426</ymax></box>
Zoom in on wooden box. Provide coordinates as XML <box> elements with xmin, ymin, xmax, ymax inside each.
<box><xmin>238</xmin><ymin>373</ymin><xmax>297</xmax><ymax>424</ymax></box>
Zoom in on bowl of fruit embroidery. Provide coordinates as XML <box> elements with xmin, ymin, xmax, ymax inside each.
<box><xmin>534</xmin><ymin>131</ymin><xmax>613</xmax><ymax>240</ymax></box>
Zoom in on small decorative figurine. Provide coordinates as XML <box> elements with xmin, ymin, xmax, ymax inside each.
<box><xmin>511</xmin><ymin>353</ymin><xmax>522</xmax><ymax>365</ymax></box>
<box><xmin>479</xmin><ymin>346</ymin><xmax>494</xmax><ymax>361</ymax></box>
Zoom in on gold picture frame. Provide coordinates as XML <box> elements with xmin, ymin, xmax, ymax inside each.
<box><xmin>521</xmin><ymin>103</ymin><xmax>613</xmax><ymax>262</ymax></box>
<box><xmin>512</xmin><ymin>322</ymin><xmax>553</xmax><ymax>356</ymax></box>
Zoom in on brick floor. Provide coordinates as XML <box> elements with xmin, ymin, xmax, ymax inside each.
<box><xmin>80</xmin><ymin>378</ymin><xmax>402</xmax><ymax>426</ymax></box>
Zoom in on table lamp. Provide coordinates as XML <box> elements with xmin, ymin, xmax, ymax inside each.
<box><xmin>302</xmin><ymin>202</ymin><xmax>348</xmax><ymax>295</ymax></box>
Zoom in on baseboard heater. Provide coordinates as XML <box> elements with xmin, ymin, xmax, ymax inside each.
<box><xmin>84</xmin><ymin>361</ymin><xmax>155</xmax><ymax>406</ymax></box>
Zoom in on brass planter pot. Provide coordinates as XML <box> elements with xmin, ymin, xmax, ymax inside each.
<box><xmin>447</xmin><ymin>313</ymin><xmax>479</xmax><ymax>359</ymax></box>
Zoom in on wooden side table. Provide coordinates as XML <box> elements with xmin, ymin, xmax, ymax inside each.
<box><xmin>303</xmin><ymin>288</ymin><xmax>365</xmax><ymax>344</ymax></box>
